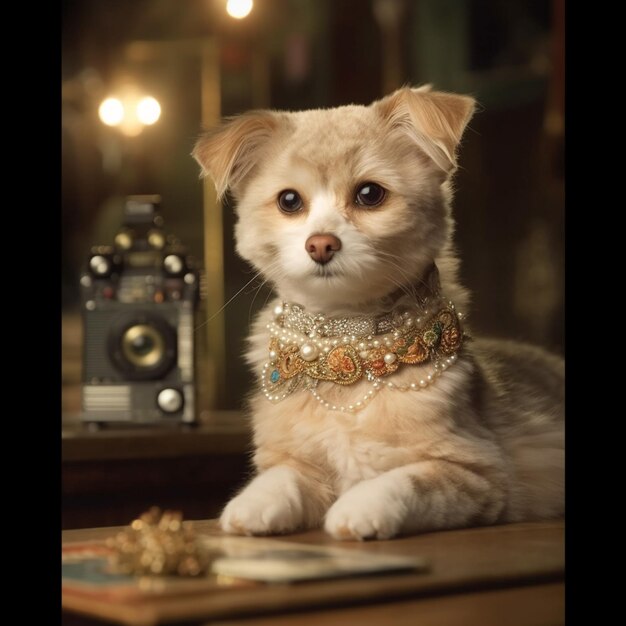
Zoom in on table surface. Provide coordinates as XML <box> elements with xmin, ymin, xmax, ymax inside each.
<box><xmin>62</xmin><ymin>519</ymin><xmax>564</xmax><ymax>626</ymax></box>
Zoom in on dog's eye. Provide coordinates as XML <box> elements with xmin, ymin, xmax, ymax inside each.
<box><xmin>355</xmin><ymin>182</ymin><xmax>386</xmax><ymax>207</ymax></box>
<box><xmin>277</xmin><ymin>190</ymin><xmax>303</xmax><ymax>213</ymax></box>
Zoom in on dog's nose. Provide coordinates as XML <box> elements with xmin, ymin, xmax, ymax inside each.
<box><xmin>306</xmin><ymin>234</ymin><xmax>342</xmax><ymax>265</ymax></box>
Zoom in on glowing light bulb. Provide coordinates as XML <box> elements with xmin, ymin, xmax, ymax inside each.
<box><xmin>136</xmin><ymin>96</ymin><xmax>161</xmax><ymax>125</ymax></box>
<box><xmin>98</xmin><ymin>98</ymin><xmax>124</xmax><ymax>126</ymax></box>
<box><xmin>226</xmin><ymin>0</ymin><xmax>253</xmax><ymax>20</ymax></box>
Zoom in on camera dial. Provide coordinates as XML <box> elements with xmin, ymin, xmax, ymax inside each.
<box><xmin>163</xmin><ymin>254</ymin><xmax>185</xmax><ymax>275</ymax></box>
<box><xmin>89</xmin><ymin>255</ymin><xmax>113</xmax><ymax>277</ymax></box>
<box><xmin>156</xmin><ymin>388</ymin><xmax>184</xmax><ymax>413</ymax></box>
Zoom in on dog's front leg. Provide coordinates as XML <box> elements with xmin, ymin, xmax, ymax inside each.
<box><xmin>325</xmin><ymin>459</ymin><xmax>506</xmax><ymax>540</ymax></box>
<box><xmin>220</xmin><ymin>464</ymin><xmax>332</xmax><ymax>536</ymax></box>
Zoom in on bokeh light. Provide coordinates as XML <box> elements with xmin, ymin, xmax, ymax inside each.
<box><xmin>226</xmin><ymin>0</ymin><xmax>253</xmax><ymax>20</ymax></box>
<box><xmin>136</xmin><ymin>96</ymin><xmax>161</xmax><ymax>125</ymax></box>
<box><xmin>98</xmin><ymin>98</ymin><xmax>124</xmax><ymax>126</ymax></box>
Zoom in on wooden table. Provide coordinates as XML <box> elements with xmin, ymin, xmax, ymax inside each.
<box><xmin>62</xmin><ymin>519</ymin><xmax>564</xmax><ymax>625</ymax></box>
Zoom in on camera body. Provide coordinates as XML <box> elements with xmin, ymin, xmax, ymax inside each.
<box><xmin>80</xmin><ymin>195</ymin><xmax>199</xmax><ymax>426</ymax></box>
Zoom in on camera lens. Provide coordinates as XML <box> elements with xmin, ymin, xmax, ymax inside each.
<box><xmin>121</xmin><ymin>324</ymin><xmax>165</xmax><ymax>368</ymax></box>
<box><xmin>109</xmin><ymin>314</ymin><xmax>177</xmax><ymax>380</ymax></box>
<box><xmin>130</xmin><ymin>334</ymin><xmax>153</xmax><ymax>356</ymax></box>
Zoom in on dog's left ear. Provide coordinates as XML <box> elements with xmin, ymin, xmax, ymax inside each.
<box><xmin>192</xmin><ymin>111</ymin><xmax>279</xmax><ymax>199</ymax></box>
<box><xmin>374</xmin><ymin>86</ymin><xmax>476</xmax><ymax>174</ymax></box>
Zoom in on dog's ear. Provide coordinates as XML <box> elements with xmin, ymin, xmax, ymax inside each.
<box><xmin>374</xmin><ymin>86</ymin><xmax>476</xmax><ymax>174</ymax></box>
<box><xmin>192</xmin><ymin>111</ymin><xmax>279</xmax><ymax>199</ymax></box>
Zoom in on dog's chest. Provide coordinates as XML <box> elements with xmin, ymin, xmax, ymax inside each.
<box><xmin>252</xmin><ymin>388</ymin><xmax>414</xmax><ymax>495</ymax></box>
<box><xmin>324</xmin><ymin>425</ymin><xmax>401</xmax><ymax>494</ymax></box>
<box><xmin>248</xmin><ymin>306</ymin><xmax>421</xmax><ymax>493</ymax></box>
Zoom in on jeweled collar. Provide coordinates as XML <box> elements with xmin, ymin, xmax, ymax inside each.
<box><xmin>260</xmin><ymin>268</ymin><xmax>465</xmax><ymax>413</ymax></box>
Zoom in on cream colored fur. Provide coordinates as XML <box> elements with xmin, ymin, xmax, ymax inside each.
<box><xmin>193</xmin><ymin>86</ymin><xmax>564</xmax><ymax>540</ymax></box>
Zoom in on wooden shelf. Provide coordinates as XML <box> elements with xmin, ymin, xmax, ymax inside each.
<box><xmin>62</xmin><ymin>411</ymin><xmax>251</xmax><ymax>462</ymax></box>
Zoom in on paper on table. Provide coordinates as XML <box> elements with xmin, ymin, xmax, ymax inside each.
<box><xmin>203</xmin><ymin>535</ymin><xmax>428</xmax><ymax>583</ymax></box>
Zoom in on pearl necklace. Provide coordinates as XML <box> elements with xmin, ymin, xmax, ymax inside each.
<box><xmin>260</xmin><ymin>296</ymin><xmax>464</xmax><ymax>413</ymax></box>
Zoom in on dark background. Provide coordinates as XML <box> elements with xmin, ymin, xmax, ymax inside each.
<box><xmin>62</xmin><ymin>0</ymin><xmax>564</xmax><ymax>413</ymax></box>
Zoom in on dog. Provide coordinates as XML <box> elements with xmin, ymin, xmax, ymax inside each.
<box><xmin>193</xmin><ymin>85</ymin><xmax>564</xmax><ymax>540</ymax></box>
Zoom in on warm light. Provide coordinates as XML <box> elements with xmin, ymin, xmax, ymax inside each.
<box><xmin>226</xmin><ymin>0</ymin><xmax>253</xmax><ymax>19</ymax></box>
<box><xmin>136</xmin><ymin>96</ymin><xmax>161</xmax><ymax>125</ymax></box>
<box><xmin>99</xmin><ymin>98</ymin><xmax>124</xmax><ymax>126</ymax></box>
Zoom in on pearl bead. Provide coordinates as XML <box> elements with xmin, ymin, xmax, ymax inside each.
<box><xmin>359</xmin><ymin>351</ymin><xmax>370</xmax><ymax>359</ymax></box>
<box><xmin>404</xmin><ymin>318</ymin><xmax>414</xmax><ymax>327</ymax></box>
<box><xmin>419</xmin><ymin>379</ymin><xmax>427</xmax><ymax>387</ymax></box>
<box><xmin>273</xmin><ymin>304</ymin><xmax>284</xmax><ymax>318</ymax></box>
<box><xmin>268</xmin><ymin>350</ymin><xmax>277</xmax><ymax>361</ymax></box>
<box><xmin>300</xmin><ymin>343</ymin><xmax>319</xmax><ymax>361</ymax></box>
<box><xmin>410</xmin><ymin>382</ymin><xmax>417</xmax><ymax>389</ymax></box>
<box><xmin>384</xmin><ymin>352</ymin><xmax>397</xmax><ymax>365</ymax></box>
<box><xmin>373</xmin><ymin>340</ymin><xmax>381</xmax><ymax>348</ymax></box>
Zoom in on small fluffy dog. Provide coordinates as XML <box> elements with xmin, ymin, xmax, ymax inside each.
<box><xmin>193</xmin><ymin>86</ymin><xmax>564</xmax><ymax>540</ymax></box>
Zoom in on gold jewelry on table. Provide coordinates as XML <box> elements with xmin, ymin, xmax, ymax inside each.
<box><xmin>106</xmin><ymin>507</ymin><xmax>211</xmax><ymax>577</ymax></box>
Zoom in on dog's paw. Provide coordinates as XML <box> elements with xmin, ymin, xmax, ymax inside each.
<box><xmin>324</xmin><ymin>477</ymin><xmax>409</xmax><ymax>540</ymax></box>
<box><xmin>219</xmin><ymin>466</ymin><xmax>304</xmax><ymax>536</ymax></box>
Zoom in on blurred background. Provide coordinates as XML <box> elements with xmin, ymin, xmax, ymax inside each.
<box><xmin>62</xmin><ymin>0</ymin><xmax>563</xmax><ymax>527</ymax></box>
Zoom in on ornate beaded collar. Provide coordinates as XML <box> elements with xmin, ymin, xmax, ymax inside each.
<box><xmin>261</xmin><ymin>292</ymin><xmax>464</xmax><ymax>414</ymax></box>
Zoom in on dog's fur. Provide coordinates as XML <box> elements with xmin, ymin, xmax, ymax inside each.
<box><xmin>193</xmin><ymin>86</ymin><xmax>564</xmax><ymax>540</ymax></box>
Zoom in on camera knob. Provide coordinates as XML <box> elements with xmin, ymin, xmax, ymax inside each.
<box><xmin>114</xmin><ymin>231</ymin><xmax>133</xmax><ymax>250</ymax></box>
<box><xmin>89</xmin><ymin>255</ymin><xmax>112</xmax><ymax>277</ymax></box>
<box><xmin>163</xmin><ymin>254</ymin><xmax>185</xmax><ymax>275</ymax></box>
<box><xmin>156</xmin><ymin>388</ymin><xmax>184</xmax><ymax>413</ymax></box>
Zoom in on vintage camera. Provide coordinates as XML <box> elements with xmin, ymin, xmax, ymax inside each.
<box><xmin>80</xmin><ymin>195</ymin><xmax>199</xmax><ymax>426</ymax></box>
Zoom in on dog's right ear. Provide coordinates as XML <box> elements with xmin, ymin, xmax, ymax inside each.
<box><xmin>192</xmin><ymin>111</ymin><xmax>278</xmax><ymax>199</ymax></box>
<box><xmin>374</xmin><ymin>86</ymin><xmax>476</xmax><ymax>175</ymax></box>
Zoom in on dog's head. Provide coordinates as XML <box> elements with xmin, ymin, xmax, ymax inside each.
<box><xmin>193</xmin><ymin>86</ymin><xmax>475</xmax><ymax>312</ymax></box>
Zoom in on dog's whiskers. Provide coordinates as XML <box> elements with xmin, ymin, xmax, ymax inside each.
<box><xmin>194</xmin><ymin>264</ymin><xmax>279</xmax><ymax>333</ymax></box>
